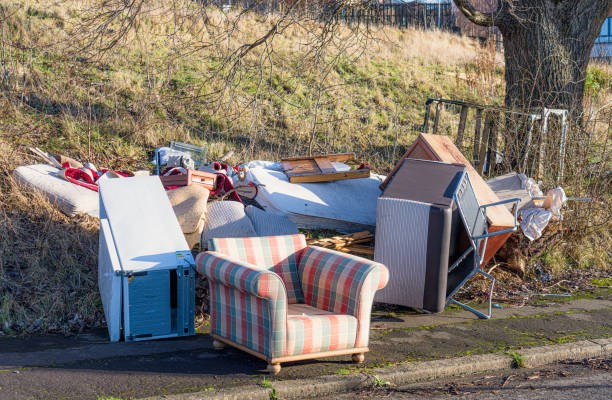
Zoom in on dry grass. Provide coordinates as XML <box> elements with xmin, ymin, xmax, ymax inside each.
<box><xmin>0</xmin><ymin>0</ymin><xmax>609</xmax><ymax>335</ymax></box>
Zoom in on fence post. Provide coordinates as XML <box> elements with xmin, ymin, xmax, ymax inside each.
<box><xmin>423</xmin><ymin>101</ymin><xmax>432</xmax><ymax>133</ymax></box>
<box><xmin>455</xmin><ymin>105</ymin><xmax>468</xmax><ymax>149</ymax></box>
<box><xmin>473</xmin><ymin>108</ymin><xmax>483</xmax><ymax>166</ymax></box>
<box><xmin>487</xmin><ymin>112</ymin><xmax>499</xmax><ymax>176</ymax></box>
<box><xmin>432</xmin><ymin>102</ymin><xmax>441</xmax><ymax>134</ymax></box>
<box><xmin>478</xmin><ymin>113</ymin><xmax>493</xmax><ymax>175</ymax></box>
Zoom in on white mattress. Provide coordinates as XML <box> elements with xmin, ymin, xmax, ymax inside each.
<box><xmin>14</xmin><ymin>164</ymin><xmax>99</xmax><ymax>217</ymax></box>
<box><xmin>245</xmin><ymin>164</ymin><xmax>384</xmax><ymax>232</ymax></box>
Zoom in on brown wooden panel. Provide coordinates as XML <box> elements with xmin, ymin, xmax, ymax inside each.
<box><xmin>314</xmin><ymin>157</ymin><xmax>336</xmax><ymax>174</ymax></box>
<box><xmin>282</xmin><ymin>153</ymin><xmax>369</xmax><ymax>183</ymax></box>
<box><xmin>473</xmin><ymin>108</ymin><xmax>483</xmax><ymax>165</ymax></box>
<box><xmin>477</xmin><ymin>113</ymin><xmax>492</xmax><ymax>174</ymax></box>
<box><xmin>288</xmin><ymin>169</ymin><xmax>370</xmax><ymax>183</ymax></box>
<box><xmin>283</xmin><ymin>159</ymin><xmax>318</xmax><ymax>176</ymax></box>
<box><xmin>282</xmin><ymin>153</ymin><xmax>355</xmax><ymax>163</ymax></box>
<box><xmin>456</xmin><ymin>105</ymin><xmax>469</xmax><ymax>149</ymax></box>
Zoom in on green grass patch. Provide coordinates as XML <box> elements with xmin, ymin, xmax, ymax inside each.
<box><xmin>506</xmin><ymin>352</ymin><xmax>526</xmax><ymax>369</ymax></box>
<box><xmin>371</xmin><ymin>374</ymin><xmax>391</xmax><ymax>387</ymax></box>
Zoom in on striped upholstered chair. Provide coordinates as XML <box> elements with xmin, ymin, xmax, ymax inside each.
<box><xmin>195</xmin><ymin>234</ymin><xmax>388</xmax><ymax>374</ymax></box>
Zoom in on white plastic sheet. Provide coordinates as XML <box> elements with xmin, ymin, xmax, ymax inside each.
<box><xmin>519</xmin><ymin>208</ymin><xmax>553</xmax><ymax>241</ymax></box>
<box><xmin>517</xmin><ymin>176</ymin><xmax>567</xmax><ymax>241</ymax></box>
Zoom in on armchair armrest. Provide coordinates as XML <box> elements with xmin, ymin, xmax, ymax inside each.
<box><xmin>195</xmin><ymin>251</ymin><xmax>287</xmax><ymax>302</ymax></box>
<box><xmin>195</xmin><ymin>251</ymin><xmax>288</xmax><ymax>359</ymax></box>
<box><xmin>299</xmin><ymin>246</ymin><xmax>389</xmax><ymax>314</ymax></box>
<box><xmin>298</xmin><ymin>246</ymin><xmax>389</xmax><ymax>348</ymax></box>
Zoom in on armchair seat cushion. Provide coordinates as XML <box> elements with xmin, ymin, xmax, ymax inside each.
<box><xmin>286</xmin><ymin>303</ymin><xmax>358</xmax><ymax>356</ymax></box>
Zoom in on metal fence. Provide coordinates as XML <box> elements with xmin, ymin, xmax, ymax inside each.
<box><xmin>206</xmin><ymin>1</ymin><xmax>457</xmax><ymax>31</ymax></box>
<box><xmin>337</xmin><ymin>3</ymin><xmax>456</xmax><ymax>30</ymax></box>
<box><xmin>422</xmin><ymin>98</ymin><xmax>570</xmax><ymax>184</ymax></box>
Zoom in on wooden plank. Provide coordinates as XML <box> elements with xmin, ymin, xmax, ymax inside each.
<box><xmin>283</xmin><ymin>159</ymin><xmax>318</xmax><ymax>176</ymax></box>
<box><xmin>423</xmin><ymin>102</ymin><xmax>432</xmax><ymax>133</ymax></box>
<box><xmin>487</xmin><ymin>113</ymin><xmax>499</xmax><ymax>176</ymax></box>
<box><xmin>337</xmin><ymin>245</ymin><xmax>375</xmax><ymax>257</ymax></box>
<box><xmin>281</xmin><ymin>153</ymin><xmax>355</xmax><ymax>163</ymax></box>
<box><xmin>473</xmin><ymin>108</ymin><xmax>483</xmax><ymax>166</ymax></box>
<box><xmin>282</xmin><ymin>153</ymin><xmax>369</xmax><ymax>183</ymax></box>
<box><xmin>455</xmin><ymin>105</ymin><xmax>468</xmax><ymax>149</ymax></box>
<box><xmin>477</xmin><ymin>113</ymin><xmax>492</xmax><ymax>175</ymax></box>
<box><xmin>314</xmin><ymin>157</ymin><xmax>337</xmax><ymax>174</ymax></box>
<box><xmin>432</xmin><ymin>102</ymin><xmax>441</xmax><ymax>134</ymax></box>
<box><xmin>288</xmin><ymin>169</ymin><xmax>370</xmax><ymax>183</ymax></box>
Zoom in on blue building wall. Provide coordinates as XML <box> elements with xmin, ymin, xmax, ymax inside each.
<box><xmin>592</xmin><ymin>17</ymin><xmax>612</xmax><ymax>59</ymax></box>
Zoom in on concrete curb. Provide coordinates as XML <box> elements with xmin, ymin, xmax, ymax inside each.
<box><xmin>144</xmin><ymin>338</ymin><xmax>612</xmax><ymax>400</ymax></box>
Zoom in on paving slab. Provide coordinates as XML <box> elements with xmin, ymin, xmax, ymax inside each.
<box><xmin>0</xmin><ymin>296</ymin><xmax>610</xmax><ymax>399</ymax></box>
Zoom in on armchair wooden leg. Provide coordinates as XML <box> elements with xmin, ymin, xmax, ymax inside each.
<box><xmin>352</xmin><ymin>353</ymin><xmax>365</xmax><ymax>364</ymax></box>
<box><xmin>212</xmin><ymin>339</ymin><xmax>226</xmax><ymax>350</ymax></box>
<box><xmin>267</xmin><ymin>363</ymin><xmax>281</xmax><ymax>375</ymax></box>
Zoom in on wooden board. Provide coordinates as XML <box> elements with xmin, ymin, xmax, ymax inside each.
<box><xmin>380</xmin><ymin>134</ymin><xmax>515</xmax><ymax>266</ymax></box>
<box><xmin>282</xmin><ymin>153</ymin><xmax>370</xmax><ymax>183</ymax></box>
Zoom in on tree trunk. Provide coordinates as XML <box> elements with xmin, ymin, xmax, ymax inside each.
<box><xmin>498</xmin><ymin>3</ymin><xmax>607</xmax><ymax>120</ymax></box>
<box><xmin>454</xmin><ymin>0</ymin><xmax>612</xmax><ymax>120</ymax></box>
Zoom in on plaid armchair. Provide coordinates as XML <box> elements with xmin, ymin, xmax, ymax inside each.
<box><xmin>196</xmin><ymin>234</ymin><xmax>388</xmax><ymax>374</ymax></box>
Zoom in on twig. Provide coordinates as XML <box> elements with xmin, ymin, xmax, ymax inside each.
<box><xmin>501</xmin><ymin>375</ymin><xmax>514</xmax><ymax>387</ymax></box>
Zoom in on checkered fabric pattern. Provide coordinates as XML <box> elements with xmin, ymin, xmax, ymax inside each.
<box><xmin>209</xmin><ymin>235</ymin><xmax>306</xmax><ymax>303</ymax></box>
<box><xmin>286</xmin><ymin>304</ymin><xmax>358</xmax><ymax>356</ymax></box>
<box><xmin>196</xmin><ymin>236</ymin><xmax>389</xmax><ymax>359</ymax></box>
<box><xmin>298</xmin><ymin>246</ymin><xmax>389</xmax><ymax>348</ymax></box>
<box><xmin>196</xmin><ymin>251</ymin><xmax>287</xmax><ymax>358</ymax></box>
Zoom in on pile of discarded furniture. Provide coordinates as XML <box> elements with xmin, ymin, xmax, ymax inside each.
<box><xmin>14</xmin><ymin>133</ymin><xmax>568</xmax><ymax>373</ymax></box>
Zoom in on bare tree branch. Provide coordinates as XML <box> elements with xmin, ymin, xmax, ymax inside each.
<box><xmin>453</xmin><ymin>0</ymin><xmax>501</xmax><ymax>27</ymax></box>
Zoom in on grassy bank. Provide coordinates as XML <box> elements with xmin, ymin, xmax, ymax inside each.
<box><xmin>0</xmin><ymin>0</ymin><xmax>609</xmax><ymax>335</ymax></box>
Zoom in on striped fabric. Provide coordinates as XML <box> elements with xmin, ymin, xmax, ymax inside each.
<box><xmin>196</xmin><ymin>251</ymin><xmax>287</xmax><ymax>358</ymax></box>
<box><xmin>209</xmin><ymin>235</ymin><xmax>306</xmax><ymax>303</ymax></box>
<box><xmin>196</xmin><ymin>236</ymin><xmax>389</xmax><ymax>360</ymax></box>
<box><xmin>286</xmin><ymin>303</ymin><xmax>358</xmax><ymax>356</ymax></box>
<box><xmin>299</xmin><ymin>246</ymin><xmax>389</xmax><ymax>348</ymax></box>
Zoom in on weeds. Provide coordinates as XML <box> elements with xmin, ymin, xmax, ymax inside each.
<box><xmin>371</xmin><ymin>374</ymin><xmax>391</xmax><ymax>387</ymax></box>
<box><xmin>259</xmin><ymin>378</ymin><xmax>272</xmax><ymax>389</ymax></box>
<box><xmin>260</xmin><ymin>378</ymin><xmax>278</xmax><ymax>399</ymax></box>
<box><xmin>507</xmin><ymin>352</ymin><xmax>526</xmax><ymax>369</ymax></box>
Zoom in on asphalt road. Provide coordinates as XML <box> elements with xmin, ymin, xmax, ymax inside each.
<box><xmin>331</xmin><ymin>357</ymin><xmax>612</xmax><ymax>400</ymax></box>
<box><xmin>1</xmin><ymin>298</ymin><xmax>611</xmax><ymax>399</ymax></box>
